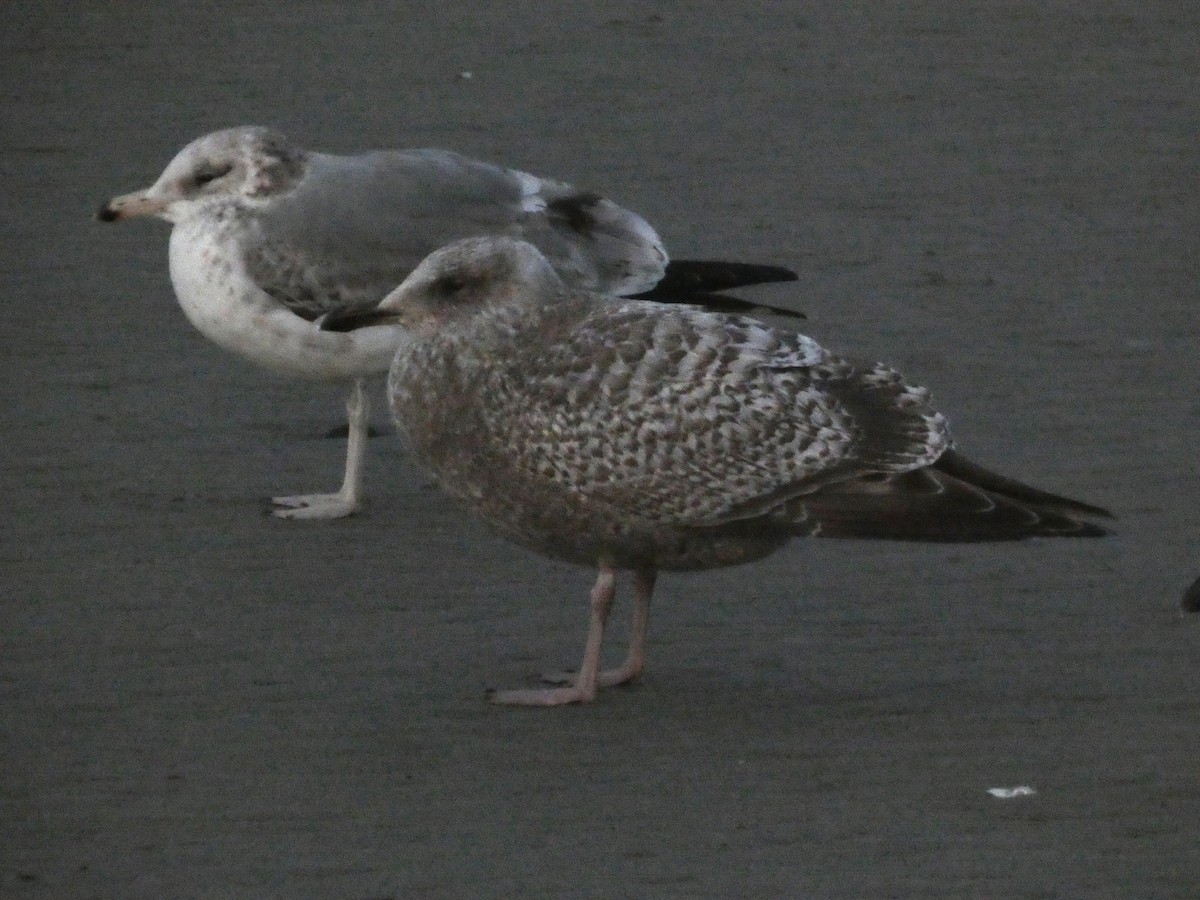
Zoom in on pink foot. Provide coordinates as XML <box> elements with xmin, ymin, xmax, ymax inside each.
<box><xmin>488</xmin><ymin>685</ymin><xmax>596</xmax><ymax>706</ymax></box>
<box><xmin>540</xmin><ymin>663</ymin><xmax>642</xmax><ymax>690</ymax></box>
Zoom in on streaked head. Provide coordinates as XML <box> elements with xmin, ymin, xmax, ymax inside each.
<box><xmin>97</xmin><ymin>126</ymin><xmax>308</xmax><ymax>224</ymax></box>
<box><xmin>323</xmin><ymin>237</ymin><xmax>568</xmax><ymax>334</ymax></box>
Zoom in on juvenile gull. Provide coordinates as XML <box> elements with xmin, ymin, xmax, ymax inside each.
<box><xmin>329</xmin><ymin>236</ymin><xmax>1113</xmax><ymax>706</ymax></box>
<box><xmin>97</xmin><ymin>126</ymin><xmax>797</xmax><ymax>519</ymax></box>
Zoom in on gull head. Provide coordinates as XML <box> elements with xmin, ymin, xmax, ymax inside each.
<box><xmin>322</xmin><ymin>237</ymin><xmax>568</xmax><ymax>335</ymax></box>
<box><xmin>97</xmin><ymin>126</ymin><xmax>308</xmax><ymax>225</ymax></box>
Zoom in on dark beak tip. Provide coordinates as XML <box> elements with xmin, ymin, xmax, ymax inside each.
<box><xmin>96</xmin><ymin>203</ymin><xmax>118</xmax><ymax>222</ymax></box>
<box><xmin>319</xmin><ymin>304</ymin><xmax>394</xmax><ymax>333</ymax></box>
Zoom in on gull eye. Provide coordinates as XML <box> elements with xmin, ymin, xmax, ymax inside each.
<box><xmin>432</xmin><ymin>274</ymin><xmax>468</xmax><ymax>298</ymax></box>
<box><xmin>193</xmin><ymin>162</ymin><xmax>233</xmax><ymax>187</ymax></box>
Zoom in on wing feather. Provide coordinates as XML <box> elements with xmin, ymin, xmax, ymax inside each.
<box><xmin>477</xmin><ymin>302</ymin><xmax>948</xmax><ymax>527</ymax></box>
<box><xmin>244</xmin><ymin>150</ymin><xmax>665</xmax><ymax>316</ymax></box>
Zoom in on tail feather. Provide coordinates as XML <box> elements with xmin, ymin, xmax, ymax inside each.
<box><xmin>648</xmin><ymin>259</ymin><xmax>799</xmax><ymax>295</ymax></box>
<box><xmin>790</xmin><ymin>451</ymin><xmax>1112</xmax><ymax>542</ymax></box>
<box><xmin>932</xmin><ymin>449</ymin><xmax>1113</xmax><ymax>520</ymax></box>
<box><xmin>633</xmin><ymin>259</ymin><xmax>804</xmax><ymax>320</ymax></box>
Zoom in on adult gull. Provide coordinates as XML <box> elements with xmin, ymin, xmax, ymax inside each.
<box><xmin>97</xmin><ymin>126</ymin><xmax>798</xmax><ymax>519</ymax></box>
<box><xmin>325</xmin><ymin>236</ymin><xmax>1114</xmax><ymax>706</ymax></box>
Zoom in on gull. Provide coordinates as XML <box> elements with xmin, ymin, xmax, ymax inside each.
<box><xmin>97</xmin><ymin>126</ymin><xmax>798</xmax><ymax>519</ymax></box>
<box><xmin>325</xmin><ymin>236</ymin><xmax>1113</xmax><ymax>706</ymax></box>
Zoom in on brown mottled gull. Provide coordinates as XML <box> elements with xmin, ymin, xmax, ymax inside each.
<box><xmin>326</xmin><ymin>236</ymin><xmax>1112</xmax><ymax>706</ymax></box>
<box><xmin>97</xmin><ymin>126</ymin><xmax>797</xmax><ymax>520</ymax></box>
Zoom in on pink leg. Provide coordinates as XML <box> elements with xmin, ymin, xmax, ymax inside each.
<box><xmin>490</xmin><ymin>567</ymin><xmax>617</xmax><ymax>706</ymax></box>
<box><xmin>595</xmin><ymin>569</ymin><xmax>655</xmax><ymax>688</ymax></box>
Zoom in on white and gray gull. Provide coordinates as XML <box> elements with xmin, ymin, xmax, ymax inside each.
<box><xmin>97</xmin><ymin>126</ymin><xmax>798</xmax><ymax>519</ymax></box>
<box><xmin>324</xmin><ymin>236</ymin><xmax>1113</xmax><ymax>706</ymax></box>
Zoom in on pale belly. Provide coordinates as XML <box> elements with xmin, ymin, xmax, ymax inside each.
<box><xmin>167</xmin><ymin>223</ymin><xmax>406</xmax><ymax>381</ymax></box>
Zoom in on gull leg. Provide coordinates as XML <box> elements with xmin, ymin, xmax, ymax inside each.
<box><xmin>596</xmin><ymin>569</ymin><xmax>655</xmax><ymax>688</ymax></box>
<box><xmin>540</xmin><ymin>568</ymin><xmax>656</xmax><ymax>689</ymax></box>
<box><xmin>272</xmin><ymin>379</ymin><xmax>368</xmax><ymax>520</ymax></box>
<box><xmin>490</xmin><ymin>567</ymin><xmax>617</xmax><ymax>706</ymax></box>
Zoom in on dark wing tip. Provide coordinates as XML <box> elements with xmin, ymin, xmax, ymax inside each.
<box><xmin>96</xmin><ymin>203</ymin><xmax>118</xmax><ymax>222</ymax></box>
<box><xmin>795</xmin><ymin>460</ymin><xmax>1113</xmax><ymax>544</ymax></box>
<box><xmin>654</xmin><ymin>259</ymin><xmax>799</xmax><ymax>293</ymax></box>
<box><xmin>1049</xmin><ymin>517</ymin><xmax>1112</xmax><ymax>539</ymax></box>
<box><xmin>629</xmin><ymin>259</ymin><xmax>803</xmax><ymax>319</ymax></box>
<box><xmin>934</xmin><ymin>449</ymin><xmax>1115</xmax><ymax>520</ymax></box>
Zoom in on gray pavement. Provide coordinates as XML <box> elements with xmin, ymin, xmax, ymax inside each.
<box><xmin>2</xmin><ymin>3</ymin><xmax>1198</xmax><ymax>897</ymax></box>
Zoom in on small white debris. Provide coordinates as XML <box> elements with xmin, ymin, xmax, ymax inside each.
<box><xmin>987</xmin><ymin>786</ymin><xmax>1037</xmax><ymax>799</ymax></box>
<box><xmin>458</xmin><ymin>70</ymin><xmax>474</xmax><ymax>80</ymax></box>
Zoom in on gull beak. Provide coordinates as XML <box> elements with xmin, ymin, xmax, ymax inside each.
<box><xmin>96</xmin><ymin>188</ymin><xmax>169</xmax><ymax>222</ymax></box>
<box><xmin>318</xmin><ymin>302</ymin><xmax>405</xmax><ymax>333</ymax></box>
<box><xmin>321</xmin><ymin>277</ymin><xmax>420</xmax><ymax>332</ymax></box>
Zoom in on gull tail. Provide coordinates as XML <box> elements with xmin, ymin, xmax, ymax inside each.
<box><xmin>648</xmin><ymin>260</ymin><xmax>799</xmax><ymax>294</ymax></box>
<box><xmin>790</xmin><ymin>449</ymin><xmax>1113</xmax><ymax>542</ymax></box>
<box><xmin>632</xmin><ymin>259</ymin><xmax>804</xmax><ymax>319</ymax></box>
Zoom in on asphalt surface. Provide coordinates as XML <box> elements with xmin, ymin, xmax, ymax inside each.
<box><xmin>3</xmin><ymin>3</ymin><xmax>1198</xmax><ymax>897</ymax></box>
